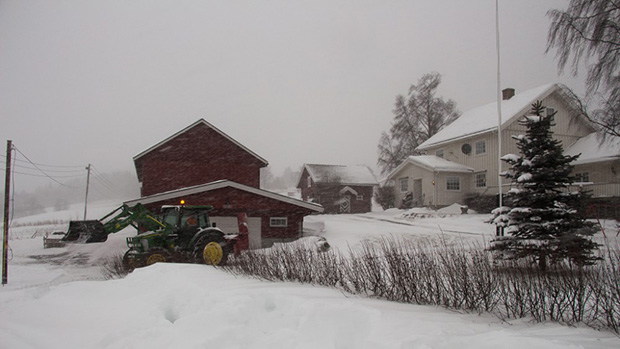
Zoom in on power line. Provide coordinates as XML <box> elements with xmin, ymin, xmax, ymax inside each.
<box><xmin>0</xmin><ymin>168</ymin><xmax>84</xmax><ymax>179</ymax></box>
<box><xmin>91</xmin><ymin>166</ymin><xmax>124</xmax><ymax>193</ymax></box>
<box><xmin>0</xmin><ymin>153</ymin><xmax>84</xmax><ymax>169</ymax></box>
<box><xmin>11</xmin><ymin>146</ymin><xmax>82</xmax><ymax>189</ymax></box>
<box><xmin>12</xmin><ymin>162</ymin><xmax>85</xmax><ymax>173</ymax></box>
<box><xmin>91</xmin><ymin>174</ymin><xmax>119</xmax><ymax>194</ymax></box>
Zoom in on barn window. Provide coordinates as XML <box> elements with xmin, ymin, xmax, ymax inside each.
<box><xmin>307</xmin><ymin>176</ymin><xmax>312</xmax><ymax>188</ymax></box>
<box><xmin>436</xmin><ymin>149</ymin><xmax>444</xmax><ymax>158</ymax></box>
<box><xmin>356</xmin><ymin>194</ymin><xmax>363</xmax><ymax>201</ymax></box>
<box><xmin>446</xmin><ymin>176</ymin><xmax>461</xmax><ymax>191</ymax></box>
<box><xmin>270</xmin><ymin>217</ymin><xmax>288</xmax><ymax>227</ymax></box>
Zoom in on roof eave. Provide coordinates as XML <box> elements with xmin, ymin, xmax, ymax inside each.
<box><xmin>124</xmin><ymin>180</ymin><xmax>324</xmax><ymax>212</ymax></box>
<box><xmin>572</xmin><ymin>156</ymin><xmax>620</xmax><ymax>166</ymax></box>
<box><xmin>417</xmin><ymin>128</ymin><xmax>498</xmax><ymax>150</ymax></box>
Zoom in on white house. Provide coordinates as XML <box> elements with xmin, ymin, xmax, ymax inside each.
<box><xmin>387</xmin><ymin>83</ymin><xmax>620</xmax><ymax>208</ymax></box>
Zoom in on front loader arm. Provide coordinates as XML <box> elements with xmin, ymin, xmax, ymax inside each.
<box><xmin>100</xmin><ymin>204</ymin><xmax>167</xmax><ymax>235</ymax></box>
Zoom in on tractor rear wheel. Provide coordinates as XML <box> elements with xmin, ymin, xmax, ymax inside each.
<box><xmin>193</xmin><ymin>236</ymin><xmax>228</xmax><ymax>266</ymax></box>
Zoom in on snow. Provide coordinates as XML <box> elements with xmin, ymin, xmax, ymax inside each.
<box><xmin>524</xmin><ymin>115</ymin><xmax>543</xmax><ymax>123</ymax></box>
<box><xmin>564</xmin><ymin>132</ymin><xmax>620</xmax><ymax>165</ymax></box>
<box><xmin>304</xmin><ymin>164</ymin><xmax>378</xmax><ymax>185</ymax></box>
<box><xmin>418</xmin><ymin>84</ymin><xmax>557</xmax><ymax>150</ymax></box>
<box><xmin>501</xmin><ymin>153</ymin><xmax>520</xmax><ymax>162</ymax></box>
<box><xmin>394</xmin><ymin>155</ymin><xmax>474</xmax><ymax>175</ymax></box>
<box><xmin>1</xmin><ymin>202</ymin><xmax>619</xmax><ymax>348</ymax></box>
<box><xmin>517</xmin><ymin>173</ymin><xmax>533</xmax><ymax>182</ymax></box>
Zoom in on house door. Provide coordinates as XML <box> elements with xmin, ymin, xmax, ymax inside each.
<box><xmin>413</xmin><ymin>179</ymin><xmax>423</xmax><ymax>206</ymax></box>
<box><xmin>340</xmin><ymin>195</ymin><xmax>351</xmax><ymax>213</ymax></box>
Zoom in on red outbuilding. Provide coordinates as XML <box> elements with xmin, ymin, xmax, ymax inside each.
<box><xmin>127</xmin><ymin>119</ymin><xmax>323</xmax><ymax>248</ymax></box>
<box><xmin>297</xmin><ymin>164</ymin><xmax>378</xmax><ymax>214</ymax></box>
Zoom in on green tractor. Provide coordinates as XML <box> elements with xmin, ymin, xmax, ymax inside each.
<box><xmin>60</xmin><ymin>203</ymin><xmax>239</xmax><ymax>268</ymax></box>
<box><xmin>123</xmin><ymin>204</ymin><xmax>238</xmax><ymax>268</ymax></box>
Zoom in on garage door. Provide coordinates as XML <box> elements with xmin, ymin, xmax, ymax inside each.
<box><xmin>210</xmin><ymin>216</ymin><xmax>262</xmax><ymax>249</ymax></box>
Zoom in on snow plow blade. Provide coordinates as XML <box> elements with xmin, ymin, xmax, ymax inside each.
<box><xmin>61</xmin><ymin>220</ymin><xmax>109</xmax><ymax>243</ymax></box>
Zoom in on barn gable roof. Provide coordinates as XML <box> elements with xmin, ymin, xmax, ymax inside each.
<box><xmin>417</xmin><ymin>83</ymin><xmax>594</xmax><ymax>150</ymax></box>
<box><xmin>125</xmin><ymin>179</ymin><xmax>324</xmax><ymax>212</ymax></box>
<box><xmin>299</xmin><ymin>164</ymin><xmax>378</xmax><ymax>187</ymax></box>
<box><xmin>133</xmin><ymin>118</ymin><xmax>268</xmax><ymax>165</ymax></box>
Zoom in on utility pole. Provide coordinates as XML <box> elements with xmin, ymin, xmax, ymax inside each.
<box><xmin>3</xmin><ymin>140</ymin><xmax>12</xmax><ymax>285</ymax></box>
<box><xmin>83</xmin><ymin>164</ymin><xmax>91</xmax><ymax>220</ymax></box>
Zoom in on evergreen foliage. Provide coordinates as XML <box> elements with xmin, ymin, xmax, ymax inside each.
<box><xmin>491</xmin><ymin>101</ymin><xmax>599</xmax><ymax>270</ymax></box>
<box><xmin>374</xmin><ymin>184</ymin><xmax>396</xmax><ymax>210</ymax></box>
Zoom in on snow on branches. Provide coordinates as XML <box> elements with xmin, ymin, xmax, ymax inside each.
<box><xmin>490</xmin><ymin>101</ymin><xmax>599</xmax><ymax>270</ymax></box>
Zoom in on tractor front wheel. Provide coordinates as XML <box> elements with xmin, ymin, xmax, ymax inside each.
<box><xmin>145</xmin><ymin>248</ymin><xmax>171</xmax><ymax>266</ymax></box>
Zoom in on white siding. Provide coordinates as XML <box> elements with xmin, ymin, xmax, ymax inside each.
<box><xmin>422</xmin><ymin>93</ymin><xmax>597</xmax><ymax>197</ymax></box>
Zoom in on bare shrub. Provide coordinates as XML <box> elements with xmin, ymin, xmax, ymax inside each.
<box><xmin>223</xmin><ymin>237</ymin><xmax>620</xmax><ymax>334</ymax></box>
<box><xmin>100</xmin><ymin>253</ymin><xmax>131</xmax><ymax>280</ymax></box>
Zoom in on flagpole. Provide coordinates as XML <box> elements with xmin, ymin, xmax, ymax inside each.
<box><xmin>495</xmin><ymin>0</ymin><xmax>504</xmax><ymax>236</ymax></box>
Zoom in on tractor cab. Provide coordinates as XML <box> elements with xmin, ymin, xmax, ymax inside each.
<box><xmin>160</xmin><ymin>205</ymin><xmax>214</xmax><ymax>230</ymax></box>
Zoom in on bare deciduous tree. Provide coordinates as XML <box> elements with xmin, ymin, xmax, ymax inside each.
<box><xmin>377</xmin><ymin>72</ymin><xmax>459</xmax><ymax>175</ymax></box>
<box><xmin>547</xmin><ymin>0</ymin><xmax>620</xmax><ymax>138</ymax></box>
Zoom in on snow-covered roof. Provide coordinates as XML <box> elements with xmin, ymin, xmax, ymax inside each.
<box><xmin>564</xmin><ymin>132</ymin><xmax>620</xmax><ymax>165</ymax></box>
<box><xmin>387</xmin><ymin>155</ymin><xmax>474</xmax><ymax>180</ymax></box>
<box><xmin>418</xmin><ymin>84</ymin><xmax>567</xmax><ymax>150</ymax></box>
<box><xmin>302</xmin><ymin>164</ymin><xmax>378</xmax><ymax>186</ymax></box>
<box><xmin>125</xmin><ymin>179</ymin><xmax>324</xmax><ymax>212</ymax></box>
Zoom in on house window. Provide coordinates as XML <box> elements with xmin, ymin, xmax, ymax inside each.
<box><xmin>475</xmin><ymin>172</ymin><xmax>487</xmax><ymax>188</ymax></box>
<box><xmin>307</xmin><ymin>176</ymin><xmax>312</xmax><ymax>188</ymax></box>
<box><xmin>399</xmin><ymin>178</ymin><xmax>409</xmax><ymax>192</ymax></box>
<box><xmin>574</xmin><ymin>172</ymin><xmax>590</xmax><ymax>183</ymax></box>
<box><xmin>436</xmin><ymin>149</ymin><xmax>444</xmax><ymax>158</ymax></box>
<box><xmin>270</xmin><ymin>217</ymin><xmax>288</xmax><ymax>227</ymax></box>
<box><xmin>546</xmin><ymin>107</ymin><xmax>556</xmax><ymax>122</ymax></box>
<box><xmin>356</xmin><ymin>194</ymin><xmax>364</xmax><ymax>201</ymax></box>
<box><xmin>475</xmin><ymin>140</ymin><xmax>486</xmax><ymax>155</ymax></box>
<box><xmin>446</xmin><ymin>176</ymin><xmax>460</xmax><ymax>191</ymax></box>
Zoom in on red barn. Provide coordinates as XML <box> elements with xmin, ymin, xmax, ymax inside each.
<box><xmin>127</xmin><ymin>119</ymin><xmax>323</xmax><ymax>248</ymax></box>
<box><xmin>297</xmin><ymin>164</ymin><xmax>378</xmax><ymax>214</ymax></box>
<box><xmin>134</xmin><ymin>119</ymin><xmax>267</xmax><ymax>196</ymax></box>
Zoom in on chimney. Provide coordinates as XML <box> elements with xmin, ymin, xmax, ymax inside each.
<box><xmin>502</xmin><ymin>88</ymin><xmax>515</xmax><ymax>100</ymax></box>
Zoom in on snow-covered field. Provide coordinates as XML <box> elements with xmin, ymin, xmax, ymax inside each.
<box><xmin>1</xmin><ymin>202</ymin><xmax>619</xmax><ymax>348</ymax></box>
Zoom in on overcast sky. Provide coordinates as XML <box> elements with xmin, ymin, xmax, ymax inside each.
<box><xmin>0</xmin><ymin>0</ymin><xmax>584</xmax><ymax>193</ymax></box>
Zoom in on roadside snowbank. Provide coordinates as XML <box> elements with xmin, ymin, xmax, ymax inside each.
<box><xmin>2</xmin><ymin>263</ymin><xmax>618</xmax><ymax>349</ymax></box>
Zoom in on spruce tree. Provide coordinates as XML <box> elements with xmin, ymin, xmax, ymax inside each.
<box><xmin>492</xmin><ymin>101</ymin><xmax>599</xmax><ymax>270</ymax></box>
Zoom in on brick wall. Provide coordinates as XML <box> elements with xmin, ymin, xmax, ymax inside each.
<box><xmin>136</xmin><ymin>123</ymin><xmax>265</xmax><ymax>196</ymax></box>
<box><xmin>143</xmin><ymin>186</ymin><xmax>313</xmax><ymax>243</ymax></box>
